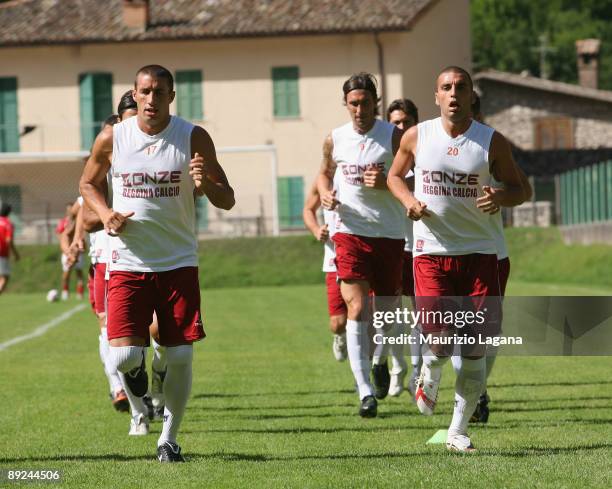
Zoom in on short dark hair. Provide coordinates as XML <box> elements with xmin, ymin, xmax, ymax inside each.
<box><xmin>0</xmin><ymin>203</ymin><xmax>11</xmax><ymax>217</ymax></box>
<box><xmin>342</xmin><ymin>72</ymin><xmax>380</xmax><ymax>115</ymax></box>
<box><xmin>436</xmin><ymin>65</ymin><xmax>473</xmax><ymax>90</ymax></box>
<box><xmin>386</xmin><ymin>98</ymin><xmax>419</xmax><ymax>124</ymax></box>
<box><xmin>102</xmin><ymin>114</ymin><xmax>119</xmax><ymax>129</ymax></box>
<box><xmin>135</xmin><ymin>64</ymin><xmax>174</xmax><ymax>92</ymax></box>
<box><xmin>117</xmin><ymin>90</ymin><xmax>137</xmax><ymax>117</ymax></box>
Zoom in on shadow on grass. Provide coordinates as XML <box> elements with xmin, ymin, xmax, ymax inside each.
<box><xmin>490</xmin><ymin>380</ymin><xmax>612</xmax><ymax>389</ymax></box>
<box><xmin>186</xmin><ymin>402</ymin><xmax>356</xmax><ymax>412</ymax></box>
<box><xmin>5</xmin><ymin>442</ymin><xmax>610</xmax><ymax>464</ymax></box>
<box><xmin>181</xmin><ymin>417</ymin><xmax>612</xmax><ymax>435</ymax></box>
<box><xmin>192</xmin><ymin>389</ymin><xmax>356</xmax><ymax>400</ymax></box>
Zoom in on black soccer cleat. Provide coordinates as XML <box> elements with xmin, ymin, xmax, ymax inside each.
<box><xmin>470</xmin><ymin>392</ymin><xmax>490</xmax><ymax>423</ymax></box>
<box><xmin>371</xmin><ymin>362</ymin><xmax>391</xmax><ymax>400</ymax></box>
<box><xmin>124</xmin><ymin>352</ymin><xmax>148</xmax><ymax>398</ymax></box>
<box><xmin>157</xmin><ymin>442</ymin><xmax>185</xmax><ymax>463</ymax></box>
<box><xmin>359</xmin><ymin>395</ymin><xmax>378</xmax><ymax>418</ymax></box>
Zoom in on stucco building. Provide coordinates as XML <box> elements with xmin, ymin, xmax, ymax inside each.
<box><xmin>0</xmin><ymin>0</ymin><xmax>470</xmax><ymax>241</ymax></box>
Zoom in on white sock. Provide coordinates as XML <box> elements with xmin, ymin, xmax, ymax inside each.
<box><xmin>485</xmin><ymin>343</ymin><xmax>499</xmax><ymax>384</ymax></box>
<box><xmin>448</xmin><ymin>357</ymin><xmax>486</xmax><ymax>437</ymax></box>
<box><xmin>389</xmin><ymin>323</ymin><xmax>407</xmax><ymax>375</ymax></box>
<box><xmin>152</xmin><ymin>338</ymin><xmax>167</xmax><ymax>373</ymax></box>
<box><xmin>372</xmin><ymin>326</ymin><xmax>389</xmax><ymax>365</ymax></box>
<box><xmin>158</xmin><ymin>345</ymin><xmax>193</xmax><ymax>447</ymax></box>
<box><xmin>450</xmin><ymin>354</ymin><xmax>462</xmax><ymax>375</ymax></box>
<box><xmin>118</xmin><ymin>372</ymin><xmax>147</xmax><ymax>418</ymax></box>
<box><xmin>108</xmin><ymin>345</ymin><xmax>144</xmax><ymax>373</ymax></box>
<box><xmin>346</xmin><ymin>319</ymin><xmax>373</xmax><ymax>399</ymax></box>
<box><xmin>421</xmin><ymin>349</ymin><xmax>448</xmax><ymax>385</ymax></box>
<box><xmin>99</xmin><ymin>328</ymin><xmax>122</xmax><ymax>393</ymax></box>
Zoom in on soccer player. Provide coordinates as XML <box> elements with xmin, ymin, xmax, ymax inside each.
<box><xmin>80</xmin><ymin>64</ymin><xmax>234</xmax><ymax>462</ymax></box>
<box><xmin>388</xmin><ymin>66</ymin><xmax>531</xmax><ymax>451</ymax></box>
<box><xmin>0</xmin><ymin>203</ymin><xmax>19</xmax><ymax>294</ymax></box>
<box><xmin>450</xmin><ymin>93</ymin><xmax>531</xmax><ymax>423</ymax></box>
<box><xmin>385</xmin><ymin>99</ymin><xmax>420</xmax><ymax>397</ymax></box>
<box><xmin>58</xmin><ymin>201</ymin><xmax>85</xmax><ymax>300</ymax></box>
<box><xmin>302</xmin><ymin>181</ymin><xmax>347</xmax><ymax>361</ymax></box>
<box><xmin>317</xmin><ymin>73</ymin><xmax>405</xmax><ymax>417</ymax></box>
<box><xmin>76</xmin><ymin>92</ymin><xmax>166</xmax><ymax>425</ymax></box>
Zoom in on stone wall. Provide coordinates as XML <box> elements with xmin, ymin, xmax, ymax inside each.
<box><xmin>477</xmin><ymin>80</ymin><xmax>612</xmax><ymax>150</ymax></box>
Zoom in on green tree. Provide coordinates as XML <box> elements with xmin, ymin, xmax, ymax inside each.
<box><xmin>472</xmin><ymin>0</ymin><xmax>612</xmax><ymax>90</ymax></box>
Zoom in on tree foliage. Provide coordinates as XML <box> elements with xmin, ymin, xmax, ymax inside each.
<box><xmin>472</xmin><ymin>0</ymin><xmax>612</xmax><ymax>90</ymax></box>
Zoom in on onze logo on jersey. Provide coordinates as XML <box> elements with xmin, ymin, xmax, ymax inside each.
<box><xmin>422</xmin><ymin>170</ymin><xmax>479</xmax><ymax>186</ymax></box>
<box><xmin>121</xmin><ymin>171</ymin><xmax>182</xmax><ymax>188</ymax></box>
<box><xmin>341</xmin><ymin>162</ymin><xmax>385</xmax><ymax>185</ymax></box>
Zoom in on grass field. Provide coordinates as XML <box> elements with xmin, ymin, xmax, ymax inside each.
<box><xmin>1</xmin><ymin>282</ymin><xmax>612</xmax><ymax>488</ymax></box>
<box><xmin>8</xmin><ymin>227</ymin><xmax>612</xmax><ymax>294</ymax></box>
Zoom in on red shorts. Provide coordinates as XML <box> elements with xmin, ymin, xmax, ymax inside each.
<box><xmin>93</xmin><ymin>263</ymin><xmax>107</xmax><ymax>315</ymax></box>
<box><xmin>88</xmin><ymin>265</ymin><xmax>96</xmax><ymax>312</ymax></box>
<box><xmin>326</xmin><ymin>272</ymin><xmax>347</xmax><ymax>317</ymax></box>
<box><xmin>414</xmin><ymin>254</ymin><xmax>501</xmax><ymax>335</ymax></box>
<box><xmin>498</xmin><ymin>257</ymin><xmax>510</xmax><ymax>297</ymax></box>
<box><xmin>402</xmin><ymin>251</ymin><xmax>415</xmax><ymax>297</ymax></box>
<box><xmin>332</xmin><ymin>232</ymin><xmax>404</xmax><ymax>296</ymax></box>
<box><xmin>106</xmin><ymin>266</ymin><xmax>205</xmax><ymax>346</ymax></box>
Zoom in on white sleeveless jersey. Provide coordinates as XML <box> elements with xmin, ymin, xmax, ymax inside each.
<box><xmin>108</xmin><ymin>116</ymin><xmax>198</xmax><ymax>272</ymax></box>
<box><xmin>89</xmin><ymin>173</ymin><xmax>113</xmax><ymax>265</ymax></box>
<box><xmin>322</xmin><ymin>208</ymin><xmax>338</xmax><ymax>272</ymax></box>
<box><xmin>89</xmin><ymin>230</ymin><xmax>109</xmax><ymax>264</ymax></box>
<box><xmin>490</xmin><ymin>178</ymin><xmax>508</xmax><ymax>259</ymax></box>
<box><xmin>413</xmin><ymin>118</ymin><xmax>496</xmax><ymax>256</ymax></box>
<box><xmin>332</xmin><ymin>120</ymin><xmax>406</xmax><ymax>239</ymax></box>
<box><xmin>404</xmin><ymin>170</ymin><xmax>414</xmax><ymax>252</ymax></box>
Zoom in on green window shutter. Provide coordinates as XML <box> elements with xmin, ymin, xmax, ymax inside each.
<box><xmin>277</xmin><ymin>176</ymin><xmax>304</xmax><ymax>228</ymax></box>
<box><xmin>80</xmin><ymin>73</ymin><xmax>112</xmax><ymax>150</ymax></box>
<box><xmin>0</xmin><ymin>77</ymin><xmax>19</xmax><ymax>152</ymax></box>
<box><xmin>195</xmin><ymin>196</ymin><xmax>208</xmax><ymax>232</ymax></box>
<box><xmin>272</xmin><ymin>67</ymin><xmax>299</xmax><ymax>117</ymax></box>
<box><xmin>176</xmin><ymin>70</ymin><xmax>203</xmax><ymax>120</ymax></box>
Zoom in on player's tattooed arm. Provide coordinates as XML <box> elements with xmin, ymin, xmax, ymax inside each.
<box><xmin>480</xmin><ymin>131</ymin><xmax>533</xmax><ymax>210</ymax></box>
<box><xmin>388</xmin><ymin>126</ymin><xmax>430</xmax><ymax>220</ymax></box>
<box><xmin>80</xmin><ymin>126</ymin><xmax>133</xmax><ymax>235</ymax></box>
<box><xmin>317</xmin><ymin>134</ymin><xmax>339</xmax><ymax>210</ymax></box>
<box><xmin>190</xmin><ymin>126</ymin><xmax>235</xmax><ymax>211</ymax></box>
<box><xmin>303</xmin><ymin>182</ymin><xmax>328</xmax><ymax>242</ymax></box>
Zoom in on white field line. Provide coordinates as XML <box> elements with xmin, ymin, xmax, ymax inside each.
<box><xmin>0</xmin><ymin>304</ymin><xmax>87</xmax><ymax>352</ymax></box>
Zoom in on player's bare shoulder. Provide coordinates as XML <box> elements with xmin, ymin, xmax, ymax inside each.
<box><xmin>190</xmin><ymin>124</ymin><xmax>215</xmax><ymax>155</ymax></box>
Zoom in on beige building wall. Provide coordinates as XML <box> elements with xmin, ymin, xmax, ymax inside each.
<box><xmin>0</xmin><ymin>0</ymin><xmax>471</xmax><ymax>238</ymax></box>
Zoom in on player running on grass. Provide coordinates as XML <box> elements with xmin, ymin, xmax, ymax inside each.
<box><xmin>450</xmin><ymin>93</ymin><xmax>531</xmax><ymax>423</ymax></box>
<box><xmin>388</xmin><ymin>66</ymin><xmax>531</xmax><ymax>451</ymax></box>
<box><xmin>385</xmin><ymin>98</ymin><xmax>420</xmax><ymax>398</ymax></box>
<box><xmin>317</xmin><ymin>73</ymin><xmax>406</xmax><ymax>418</ymax></box>
<box><xmin>303</xmin><ymin>181</ymin><xmax>347</xmax><ymax>362</ymax></box>
<box><xmin>0</xmin><ymin>203</ymin><xmax>19</xmax><ymax>294</ymax></box>
<box><xmin>81</xmin><ymin>64</ymin><xmax>234</xmax><ymax>462</ymax></box>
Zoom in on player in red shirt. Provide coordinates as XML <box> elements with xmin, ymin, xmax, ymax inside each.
<box><xmin>0</xmin><ymin>203</ymin><xmax>20</xmax><ymax>294</ymax></box>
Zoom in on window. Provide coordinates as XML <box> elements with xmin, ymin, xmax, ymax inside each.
<box><xmin>534</xmin><ymin>117</ymin><xmax>573</xmax><ymax>150</ymax></box>
<box><xmin>0</xmin><ymin>185</ymin><xmax>22</xmax><ymax>235</ymax></box>
<box><xmin>0</xmin><ymin>77</ymin><xmax>19</xmax><ymax>152</ymax></box>
<box><xmin>277</xmin><ymin>176</ymin><xmax>304</xmax><ymax>228</ymax></box>
<box><xmin>272</xmin><ymin>66</ymin><xmax>299</xmax><ymax>117</ymax></box>
<box><xmin>195</xmin><ymin>196</ymin><xmax>208</xmax><ymax>232</ymax></box>
<box><xmin>176</xmin><ymin>70</ymin><xmax>203</xmax><ymax>120</ymax></box>
<box><xmin>79</xmin><ymin>73</ymin><xmax>113</xmax><ymax>150</ymax></box>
